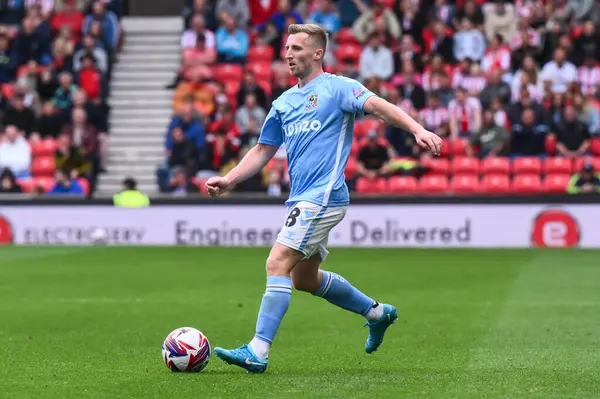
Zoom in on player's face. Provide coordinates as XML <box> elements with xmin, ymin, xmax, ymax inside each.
<box><xmin>285</xmin><ymin>33</ymin><xmax>320</xmax><ymax>79</ymax></box>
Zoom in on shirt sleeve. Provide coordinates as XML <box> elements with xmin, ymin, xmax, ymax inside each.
<box><xmin>332</xmin><ymin>76</ymin><xmax>376</xmax><ymax>114</ymax></box>
<box><xmin>258</xmin><ymin>106</ymin><xmax>284</xmax><ymax>148</ymax></box>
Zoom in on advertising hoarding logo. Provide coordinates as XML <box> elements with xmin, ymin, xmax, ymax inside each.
<box><xmin>531</xmin><ymin>209</ymin><xmax>580</xmax><ymax>248</ymax></box>
<box><xmin>0</xmin><ymin>214</ymin><xmax>14</xmax><ymax>244</ymax></box>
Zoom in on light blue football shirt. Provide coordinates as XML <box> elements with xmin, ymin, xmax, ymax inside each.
<box><xmin>258</xmin><ymin>72</ymin><xmax>376</xmax><ymax>207</ymax></box>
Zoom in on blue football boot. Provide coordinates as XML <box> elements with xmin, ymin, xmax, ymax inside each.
<box><xmin>214</xmin><ymin>344</ymin><xmax>268</xmax><ymax>373</ymax></box>
<box><xmin>364</xmin><ymin>304</ymin><xmax>398</xmax><ymax>354</ymax></box>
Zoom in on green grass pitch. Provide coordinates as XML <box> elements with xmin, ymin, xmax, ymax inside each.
<box><xmin>1</xmin><ymin>247</ymin><xmax>599</xmax><ymax>398</ymax></box>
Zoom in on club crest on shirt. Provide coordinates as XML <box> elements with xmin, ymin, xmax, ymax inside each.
<box><xmin>305</xmin><ymin>93</ymin><xmax>319</xmax><ymax>110</ymax></box>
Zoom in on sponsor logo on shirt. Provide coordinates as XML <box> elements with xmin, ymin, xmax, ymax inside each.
<box><xmin>353</xmin><ymin>87</ymin><xmax>366</xmax><ymax>99</ymax></box>
<box><xmin>283</xmin><ymin>120</ymin><xmax>322</xmax><ymax>136</ymax></box>
<box><xmin>305</xmin><ymin>93</ymin><xmax>319</xmax><ymax>110</ymax></box>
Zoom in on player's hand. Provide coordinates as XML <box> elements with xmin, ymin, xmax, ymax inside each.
<box><xmin>205</xmin><ymin>176</ymin><xmax>232</xmax><ymax>197</ymax></box>
<box><xmin>415</xmin><ymin>129</ymin><xmax>443</xmax><ymax>156</ymax></box>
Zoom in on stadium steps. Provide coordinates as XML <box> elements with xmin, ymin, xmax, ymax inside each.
<box><xmin>97</xmin><ymin>16</ymin><xmax>181</xmax><ymax>196</ymax></box>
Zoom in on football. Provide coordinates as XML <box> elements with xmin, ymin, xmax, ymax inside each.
<box><xmin>162</xmin><ymin>327</ymin><xmax>211</xmax><ymax>372</ymax></box>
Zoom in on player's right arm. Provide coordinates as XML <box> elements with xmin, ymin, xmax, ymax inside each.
<box><xmin>206</xmin><ymin>107</ymin><xmax>283</xmax><ymax>197</ymax></box>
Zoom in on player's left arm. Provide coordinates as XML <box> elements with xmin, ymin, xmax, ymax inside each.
<box><xmin>363</xmin><ymin>96</ymin><xmax>442</xmax><ymax>155</ymax></box>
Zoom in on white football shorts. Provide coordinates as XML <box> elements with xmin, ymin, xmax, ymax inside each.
<box><xmin>276</xmin><ymin>201</ymin><xmax>347</xmax><ymax>261</ymax></box>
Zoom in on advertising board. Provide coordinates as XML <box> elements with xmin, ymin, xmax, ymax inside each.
<box><xmin>0</xmin><ymin>204</ymin><xmax>596</xmax><ymax>248</ymax></box>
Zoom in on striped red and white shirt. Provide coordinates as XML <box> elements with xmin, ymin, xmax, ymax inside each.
<box><xmin>481</xmin><ymin>47</ymin><xmax>511</xmax><ymax>73</ymax></box>
<box><xmin>577</xmin><ymin>65</ymin><xmax>600</xmax><ymax>96</ymax></box>
<box><xmin>448</xmin><ymin>97</ymin><xmax>482</xmax><ymax>133</ymax></box>
<box><xmin>460</xmin><ymin>75</ymin><xmax>487</xmax><ymax>95</ymax></box>
<box><xmin>419</xmin><ymin>106</ymin><xmax>450</xmax><ymax>131</ymax></box>
<box><xmin>510</xmin><ymin>28</ymin><xmax>542</xmax><ymax>49</ymax></box>
<box><xmin>421</xmin><ymin>71</ymin><xmax>443</xmax><ymax>92</ymax></box>
<box><xmin>511</xmin><ymin>83</ymin><xmax>543</xmax><ymax>103</ymax></box>
<box><xmin>452</xmin><ymin>70</ymin><xmax>467</xmax><ymax>89</ymax></box>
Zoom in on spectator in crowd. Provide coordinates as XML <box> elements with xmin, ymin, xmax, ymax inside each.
<box><xmin>434</xmin><ymin>74</ymin><xmax>454</xmax><ymax>106</ymax></box>
<box><xmin>448</xmin><ymin>86</ymin><xmax>482</xmax><ymax>138</ymax></box>
<box><xmin>455</xmin><ymin>0</ymin><xmax>484</xmax><ymax>29</ymax></box>
<box><xmin>468</xmin><ymin>109</ymin><xmax>510</xmax><ymax>158</ymax></box>
<box><xmin>172</xmin><ymin>70</ymin><xmax>215</xmax><ymax>116</ymax></box>
<box><xmin>216</xmin><ymin>0</ymin><xmax>250</xmax><ymax>28</ymax></box>
<box><xmin>419</xmin><ymin>92</ymin><xmax>449</xmax><ymax>133</ymax></box>
<box><xmin>573</xmin><ymin>92</ymin><xmax>600</xmax><ymax>136</ymax></box>
<box><xmin>75</xmin><ymin>53</ymin><xmax>104</xmax><ymax>103</ymax></box>
<box><xmin>0</xmin><ymin>168</ymin><xmax>23</xmax><ymax>193</ymax></box>
<box><xmin>166</xmin><ymin>127</ymin><xmax>197</xmax><ymax>172</ymax></box>
<box><xmin>14</xmin><ymin>16</ymin><xmax>52</xmax><ymax>65</ymax></box>
<box><xmin>567</xmin><ymin>162</ymin><xmax>600</xmax><ymax>194</ymax></box>
<box><xmin>540</xmin><ymin>47</ymin><xmax>577</xmax><ymax>94</ymax></box>
<box><xmin>427</xmin><ymin>19</ymin><xmax>454</xmax><ymax>64</ymax></box>
<box><xmin>352</xmin><ymin>0</ymin><xmax>401</xmax><ymax>43</ymax></box>
<box><xmin>202</xmin><ymin>123</ymin><xmax>240</xmax><ymax>178</ymax></box>
<box><xmin>54</xmin><ymin>132</ymin><xmax>92</xmax><ymax>179</ymax></box>
<box><xmin>573</xmin><ymin>21</ymin><xmax>600</xmax><ymax>66</ymax></box>
<box><xmin>483</xmin><ymin>0</ymin><xmax>516</xmax><ymax>42</ymax></box>
<box><xmin>37</xmin><ymin>66</ymin><xmax>58</xmax><ymax>102</ymax></box>
<box><xmin>46</xmin><ymin>167</ymin><xmax>85</xmax><ymax>195</ymax></box>
<box><xmin>235</xmin><ymin>93</ymin><xmax>266</xmax><ymax>135</ymax></box>
<box><xmin>53</xmin><ymin>26</ymin><xmax>76</xmax><ymax>70</ymax></box>
<box><xmin>395</xmin><ymin>35</ymin><xmax>423</xmax><ymax>73</ymax></box>
<box><xmin>263</xmin><ymin>0</ymin><xmax>303</xmax><ymax>32</ymax></box>
<box><xmin>182</xmin><ymin>33</ymin><xmax>216</xmax><ymax>83</ymax></box>
<box><xmin>52</xmin><ymin>71</ymin><xmax>78</xmax><ymax>114</ymax></box>
<box><xmin>239</xmin><ymin>116</ymin><xmax>261</xmax><ymax>151</ymax></box>
<box><xmin>73</xmin><ymin>34</ymin><xmax>108</xmax><ymax>74</ymax></box>
<box><xmin>578</xmin><ymin>54</ymin><xmax>600</xmax><ymax>97</ymax></box>
<box><xmin>453</xmin><ymin>18</ymin><xmax>486</xmax><ymax>63</ymax></box>
<box><xmin>397</xmin><ymin>68</ymin><xmax>426</xmax><ymax>110</ymax></box>
<box><xmin>165</xmin><ymin>100</ymin><xmax>205</xmax><ymax>160</ymax></box>
<box><xmin>307</xmin><ymin>0</ymin><xmax>340</xmax><ymax>36</ymax></box>
<box><xmin>237</xmin><ymin>69</ymin><xmax>268</xmax><ymax>110</ymax></box>
<box><xmin>461</xmin><ymin>62</ymin><xmax>486</xmax><ymax>98</ymax></box>
<box><xmin>182</xmin><ymin>14</ymin><xmax>215</xmax><ymax>50</ymax></box>
<box><xmin>167</xmin><ymin>166</ymin><xmax>199</xmax><ymax>196</ymax></box>
<box><xmin>359</xmin><ymin>33</ymin><xmax>393</xmax><ymax>82</ymax></box>
<box><xmin>357</xmin><ymin>131</ymin><xmax>392</xmax><ymax>180</ymax></box>
<box><xmin>0</xmin><ymin>125</ymin><xmax>31</xmax><ymax>178</ymax></box>
<box><xmin>549</xmin><ymin>105</ymin><xmax>591</xmax><ymax>159</ymax></box>
<box><xmin>0</xmin><ymin>33</ymin><xmax>18</xmax><ymax>84</ymax></box>
<box><xmin>60</xmin><ymin>107</ymin><xmax>98</xmax><ymax>169</ymax></box>
<box><xmin>83</xmin><ymin>1</ymin><xmax>119</xmax><ymax>51</ymax></box>
<box><xmin>52</xmin><ymin>0</ymin><xmax>84</xmax><ymax>42</ymax></box>
<box><xmin>511</xmin><ymin>108</ymin><xmax>548</xmax><ymax>156</ymax></box>
<box><xmin>479</xmin><ymin>69</ymin><xmax>510</xmax><ymax>110</ymax></box>
<box><xmin>338</xmin><ymin>0</ymin><xmax>369</xmax><ymax>29</ymax></box>
<box><xmin>215</xmin><ymin>11</ymin><xmax>249</xmax><ymax>64</ymax></box>
<box><xmin>3</xmin><ymin>94</ymin><xmax>38</xmax><ymax>138</ymax></box>
<box><xmin>38</xmin><ymin>101</ymin><xmax>63</xmax><ymax>138</ymax></box>
<box><xmin>509</xmin><ymin>85</ymin><xmax>543</xmax><ymax>124</ymax></box>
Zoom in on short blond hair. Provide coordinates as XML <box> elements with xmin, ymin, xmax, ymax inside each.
<box><xmin>288</xmin><ymin>23</ymin><xmax>328</xmax><ymax>53</ymax></box>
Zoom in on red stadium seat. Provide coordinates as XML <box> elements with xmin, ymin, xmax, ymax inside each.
<box><xmin>336</xmin><ymin>28</ymin><xmax>359</xmax><ymax>45</ymax></box>
<box><xmin>246</xmin><ymin>62</ymin><xmax>272</xmax><ymax>81</ymax></box>
<box><xmin>356</xmin><ymin>177</ymin><xmax>387</xmax><ymax>193</ymax></box>
<box><xmin>258</xmin><ymin>80</ymin><xmax>272</xmax><ymax>96</ymax></box>
<box><xmin>34</xmin><ymin>176</ymin><xmax>55</xmax><ymax>192</ymax></box>
<box><xmin>512</xmin><ymin>174</ymin><xmax>542</xmax><ymax>194</ymax></box>
<box><xmin>421</xmin><ymin>157</ymin><xmax>449</xmax><ymax>176</ymax></box>
<box><xmin>451</xmin><ymin>138</ymin><xmax>468</xmax><ymax>156</ymax></box>
<box><xmin>590</xmin><ymin>137</ymin><xmax>600</xmax><ymax>156</ymax></box>
<box><xmin>247</xmin><ymin>45</ymin><xmax>274</xmax><ymax>62</ymax></box>
<box><xmin>574</xmin><ymin>157</ymin><xmax>600</xmax><ymax>172</ymax></box>
<box><xmin>31</xmin><ymin>156</ymin><xmax>55</xmax><ymax>177</ymax></box>
<box><xmin>439</xmin><ymin>138</ymin><xmax>451</xmax><ymax>158</ymax></box>
<box><xmin>77</xmin><ymin>178</ymin><xmax>90</xmax><ymax>195</ymax></box>
<box><xmin>30</xmin><ymin>138</ymin><xmax>58</xmax><ymax>157</ymax></box>
<box><xmin>449</xmin><ymin>174</ymin><xmax>480</xmax><ymax>194</ymax></box>
<box><xmin>481</xmin><ymin>156</ymin><xmax>510</xmax><ymax>175</ymax></box>
<box><xmin>450</xmin><ymin>156</ymin><xmax>480</xmax><ymax>175</ymax></box>
<box><xmin>418</xmin><ymin>175</ymin><xmax>448</xmax><ymax>194</ymax></box>
<box><xmin>388</xmin><ymin>176</ymin><xmax>417</xmax><ymax>194</ymax></box>
<box><xmin>512</xmin><ymin>156</ymin><xmax>542</xmax><ymax>175</ymax></box>
<box><xmin>481</xmin><ymin>174</ymin><xmax>510</xmax><ymax>194</ymax></box>
<box><xmin>345</xmin><ymin>157</ymin><xmax>358</xmax><ymax>179</ymax></box>
<box><xmin>544</xmin><ymin>174</ymin><xmax>570</xmax><ymax>194</ymax></box>
<box><xmin>543</xmin><ymin>157</ymin><xmax>573</xmax><ymax>175</ymax></box>
<box><xmin>358</xmin><ymin>118</ymin><xmax>382</xmax><ymax>135</ymax></box>
<box><xmin>213</xmin><ymin>64</ymin><xmax>243</xmax><ymax>82</ymax></box>
<box><xmin>335</xmin><ymin>44</ymin><xmax>361</xmax><ymax>64</ymax></box>
<box><xmin>224</xmin><ymin>80</ymin><xmax>241</xmax><ymax>97</ymax></box>
<box><xmin>17</xmin><ymin>179</ymin><xmax>34</xmax><ymax>193</ymax></box>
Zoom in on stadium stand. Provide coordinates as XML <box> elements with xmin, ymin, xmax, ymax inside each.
<box><xmin>1</xmin><ymin>0</ymin><xmax>599</xmax><ymax>198</ymax></box>
<box><xmin>153</xmin><ymin>0</ymin><xmax>600</xmax><ymax>197</ymax></box>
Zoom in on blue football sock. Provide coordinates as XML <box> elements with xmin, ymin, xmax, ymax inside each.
<box><xmin>313</xmin><ymin>271</ymin><xmax>375</xmax><ymax>316</ymax></box>
<box><xmin>254</xmin><ymin>276</ymin><xmax>292</xmax><ymax>345</ymax></box>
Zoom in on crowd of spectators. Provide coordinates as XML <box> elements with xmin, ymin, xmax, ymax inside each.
<box><xmin>0</xmin><ymin>0</ymin><xmax>121</xmax><ymax>197</ymax></box>
<box><xmin>158</xmin><ymin>0</ymin><xmax>600</xmax><ymax>196</ymax></box>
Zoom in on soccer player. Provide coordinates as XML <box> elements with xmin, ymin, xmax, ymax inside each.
<box><xmin>205</xmin><ymin>24</ymin><xmax>442</xmax><ymax>373</ymax></box>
